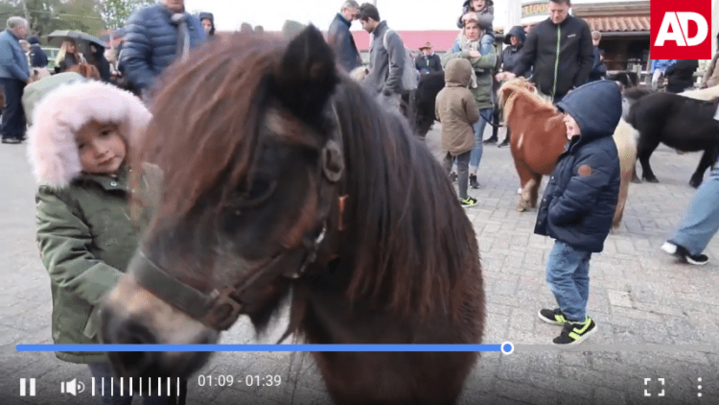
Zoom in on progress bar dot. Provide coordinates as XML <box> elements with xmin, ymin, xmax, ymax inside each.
<box><xmin>501</xmin><ymin>342</ymin><xmax>514</xmax><ymax>355</ymax></box>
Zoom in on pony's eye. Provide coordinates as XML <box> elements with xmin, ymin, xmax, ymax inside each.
<box><xmin>235</xmin><ymin>177</ymin><xmax>277</xmax><ymax>208</ymax></box>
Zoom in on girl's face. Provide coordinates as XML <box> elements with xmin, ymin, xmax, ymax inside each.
<box><xmin>510</xmin><ymin>36</ymin><xmax>519</xmax><ymax>47</ymax></box>
<box><xmin>76</xmin><ymin>121</ymin><xmax>127</xmax><ymax>176</ymax></box>
<box><xmin>563</xmin><ymin>113</ymin><xmax>581</xmax><ymax>140</ymax></box>
<box><xmin>472</xmin><ymin>0</ymin><xmax>486</xmax><ymax>11</ymax></box>
<box><xmin>202</xmin><ymin>19</ymin><xmax>212</xmax><ymax>33</ymax></box>
<box><xmin>464</xmin><ymin>22</ymin><xmax>481</xmax><ymax>41</ymax></box>
<box><xmin>67</xmin><ymin>41</ymin><xmax>76</xmax><ymax>53</ymax></box>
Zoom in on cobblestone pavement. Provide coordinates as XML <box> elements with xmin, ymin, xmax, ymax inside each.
<box><xmin>1</xmin><ymin>123</ymin><xmax>717</xmax><ymax>405</ymax></box>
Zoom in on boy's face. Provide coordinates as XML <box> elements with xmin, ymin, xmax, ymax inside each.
<box><xmin>76</xmin><ymin>120</ymin><xmax>127</xmax><ymax>176</ymax></box>
<box><xmin>563</xmin><ymin>113</ymin><xmax>581</xmax><ymax>140</ymax></box>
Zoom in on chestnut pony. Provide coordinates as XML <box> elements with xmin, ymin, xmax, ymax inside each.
<box><xmin>100</xmin><ymin>26</ymin><xmax>484</xmax><ymax>404</ymax></box>
<box><xmin>498</xmin><ymin>78</ymin><xmax>637</xmax><ymax>227</ymax></box>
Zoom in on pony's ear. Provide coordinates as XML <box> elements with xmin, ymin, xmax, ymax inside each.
<box><xmin>272</xmin><ymin>25</ymin><xmax>339</xmax><ymax>125</ymax></box>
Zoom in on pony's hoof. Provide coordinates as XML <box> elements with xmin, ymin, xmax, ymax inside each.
<box><xmin>517</xmin><ymin>206</ymin><xmax>527</xmax><ymax>212</ymax></box>
<box><xmin>644</xmin><ymin>177</ymin><xmax>659</xmax><ymax>183</ymax></box>
<box><xmin>631</xmin><ymin>177</ymin><xmax>642</xmax><ymax>184</ymax></box>
<box><xmin>689</xmin><ymin>178</ymin><xmax>702</xmax><ymax>188</ymax></box>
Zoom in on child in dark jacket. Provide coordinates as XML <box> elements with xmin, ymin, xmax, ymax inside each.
<box><xmin>534</xmin><ymin>80</ymin><xmax>622</xmax><ymax>345</ymax></box>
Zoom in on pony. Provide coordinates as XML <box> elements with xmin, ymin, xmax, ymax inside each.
<box><xmin>66</xmin><ymin>63</ymin><xmax>101</xmax><ymax>80</ymax></box>
<box><xmin>100</xmin><ymin>26</ymin><xmax>485</xmax><ymax>404</ymax></box>
<box><xmin>497</xmin><ymin>78</ymin><xmax>637</xmax><ymax>227</ymax></box>
<box><xmin>624</xmin><ymin>86</ymin><xmax>719</xmax><ymax>188</ymax></box>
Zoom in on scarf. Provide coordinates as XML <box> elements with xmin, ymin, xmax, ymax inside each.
<box><xmin>458</xmin><ymin>34</ymin><xmax>481</xmax><ymax>88</ymax></box>
<box><xmin>171</xmin><ymin>13</ymin><xmax>190</xmax><ymax>63</ymax></box>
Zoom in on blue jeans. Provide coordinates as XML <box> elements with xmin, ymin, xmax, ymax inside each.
<box><xmin>470</xmin><ymin>108</ymin><xmax>493</xmax><ymax>173</ymax></box>
<box><xmin>546</xmin><ymin>240</ymin><xmax>592</xmax><ymax>323</ymax></box>
<box><xmin>88</xmin><ymin>364</ymin><xmax>184</xmax><ymax>405</ymax></box>
<box><xmin>0</xmin><ymin>78</ymin><xmax>26</xmax><ymax>139</ymax></box>
<box><xmin>480</xmin><ymin>34</ymin><xmax>494</xmax><ymax>56</ymax></box>
<box><xmin>670</xmin><ymin>162</ymin><xmax>719</xmax><ymax>256</ymax></box>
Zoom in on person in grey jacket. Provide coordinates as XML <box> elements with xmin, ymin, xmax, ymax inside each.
<box><xmin>0</xmin><ymin>16</ymin><xmax>30</xmax><ymax>144</ymax></box>
<box><xmin>358</xmin><ymin>3</ymin><xmax>406</xmax><ymax>108</ymax></box>
<box><xmin>328</xmin><ymin>1</ymin><xmax>362</xmax><ymax>72</ymax></box>
<box><xmin>121</xmin><ymin>0</ymin><xmax>206</xmax><ymax>95</ymax></box>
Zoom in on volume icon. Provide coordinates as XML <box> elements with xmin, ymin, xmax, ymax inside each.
<box><xmin>20</xmin><ymin>378</ymin><xmax>36</xmax><ymax>396</ymax></box>
<box><xmin>61</xmin><ymin>378</ymin><xmax>85</xmax><ymax>396</ymax></box>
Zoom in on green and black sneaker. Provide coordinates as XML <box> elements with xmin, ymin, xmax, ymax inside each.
<box><xmin>460</xmin><ymin>197</ymin><xmax>478</xmax><ymax>207</ymax></box>
<box><xmin>552</xmin><ymin>316</ymin><xmax>597</xmax><ymax>345</ymax></box>
<box><xmin>538</xmin><ymin>308</ymin><xmax>567</xmax><ymax>326</ymax></box>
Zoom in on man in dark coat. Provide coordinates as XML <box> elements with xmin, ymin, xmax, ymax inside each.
<box><xmin>415</xmin><ymin>42</ymin><xmax>442</xmax><ymax>75</ymax></box>
<box><xmin>535</xmin><ymin>80</ymin><xmax>621</xmax><ymax>345</ymax></box>
<box><xmin>0</xmin><ymin>16</ymin><xmax>30</xmax><ymax>144</ymax></box>
<box><xmin>27</xmin><ymin>36</ymin><xmax>48</xmax><ymax>68</ymax></box>
<box><xmin>328</xmin><ymin>1</ymin><xmax>362</xmax><ymax>72</ymax></box>
<box><xmin>120</xmin><ymin>0</ymin><xmax>206</xmax><ymax>95</ymax></box>
<box><xmin>497</xmin><ymin>0</ymin><xmax>594</xmax><ymax>103</ymax></box>
<box><xmin>664</xmin><ymin>59</ymin><xmax>699</xmax><ymax>93</ymax></box>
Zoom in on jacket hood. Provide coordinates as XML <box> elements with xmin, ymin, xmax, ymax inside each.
<box><xmin>504</xmin><ymin>26</ymin><xmax>526</xmax><ymax>45</ymax></box>
<box><xmin>445</xmin><ymin>58</ymin><xmax>473</xmax><ymax>88</ymax></box>
<box><xmin>556</xmin><ymin>80</ymin><xmax>622</xmax><ymax>143</ymax></box>
<box><xmin>27</xmin><ymin>81</ymin><xmax>152</xmax><ymax>188</ymax></box>
<box><xmin>198</xmin><ymin>12</ymin><xmax>214</xmax><ymax>23</ymax></box>
<box><xmin>27</xmin><ymin>35</ymin><xmax>40</xmax><ymax>45</ymax></box>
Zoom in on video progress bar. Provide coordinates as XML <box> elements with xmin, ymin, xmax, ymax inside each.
<box><xmin>514</xmin><ymin>344</ymin><xmax>718</xmax><ymax>353</ymax></box>
<box><xmin>17</xmin><ymin>343</ymin><xmax>511</xmax><ymax>353</ymax></box>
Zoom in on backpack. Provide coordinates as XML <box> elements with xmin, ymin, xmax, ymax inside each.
<box><xmin>382</xmin><ymin>29</ymin><xmax>418</xmax><ymax>92</ymax></box>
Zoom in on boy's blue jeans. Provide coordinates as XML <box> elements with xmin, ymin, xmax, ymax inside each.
<box><xmin>670</xmin><ymin>162</ymin><xmax>719</xmax><ymax>256</ymax></box>
<box><xmin>546</xmin><ymin>240</ymin><xmax>593</xmax><ymax>323</ymax></box>
<box><xmin>470</xmin><ymin>108</ymin><xmax>493</xmax><ymax>173</ymax></box>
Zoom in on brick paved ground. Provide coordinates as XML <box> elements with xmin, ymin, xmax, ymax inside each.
<box><xmin>1</xmin><ymin>123</ymin><xmax>717</xmax><ymax>405</ymax></box>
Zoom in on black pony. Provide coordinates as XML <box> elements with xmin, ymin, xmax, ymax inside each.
<box><xmin>408</xmin><ymin>71</ymin><xmax>446</xmax><ymax>137</ymax></box>
<box><xmin>625</xmin><ymin>88</ymin><xmax>719</xmax><ymax>187</ymax></box>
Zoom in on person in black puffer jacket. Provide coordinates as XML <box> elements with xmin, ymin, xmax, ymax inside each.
<box><xmin>535</xmin><ymin>80</ymin><xmax>621</xmax><ymax>346</ymax></box>
<box><xmin>199</xmin><ymin>12</ymin><xmax>215</xmax><ymax>38</ymax></box>
<box><xmin>121</xmin><ymin>0</ymin><xmax>206</xmax><ymax>95</ymax></box>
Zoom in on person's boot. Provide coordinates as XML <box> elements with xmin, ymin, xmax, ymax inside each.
<box><xmin>498</xmin><ymin>138</ymin><xmax>509</xmax><ymax>148</ymax></box>
<box><xmin>469</xmin><ymin>174</ymin><xmax>480</xmax><ymax>189</ymax></box>
<box><xmin>482</xmin><ymin>136</ymin><xmax>497</xmax><ymax>145</ymax></box>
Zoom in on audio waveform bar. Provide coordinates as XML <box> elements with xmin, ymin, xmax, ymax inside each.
<box><xmin>17</xmin><ymin>343</ymin><xmax>510</xmax><ymax>353</ymax></box>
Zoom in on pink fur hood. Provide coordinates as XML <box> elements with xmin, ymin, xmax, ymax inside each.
<box><xmin>27</xmin><ymin>81</ymin><xmax>151</xmax><ymax>188</ymax></box>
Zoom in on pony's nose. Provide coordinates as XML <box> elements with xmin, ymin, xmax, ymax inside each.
<box><xmin>101</xmin><ymin>306</ymin><xmax>160</xmax><ymax>378</ymax></box>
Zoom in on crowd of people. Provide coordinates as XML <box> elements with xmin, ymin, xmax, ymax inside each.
<box><xmin>0</xmin><ymin>0</ymin><xmax>717</xmax><ymax>403</ymax></box>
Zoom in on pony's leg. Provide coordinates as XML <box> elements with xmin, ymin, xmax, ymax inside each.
<box><xmin>690</xmin><ymin>148</ymin><xmax>719</xmax><ymax>188</ymax></box>
<box><xmin>529</xmin><ymin>172</ymin><xmax>542</xmax><ymax>208</ymax></box>
<box><xmin>513</xmin><ymin>160</ymin><xmax>534</xmax><ymax>212</ymax></box>
<box><xmin>636</xmin><ymin>137</ymin><xmax>661</xmax><ymax>183</ymax></box>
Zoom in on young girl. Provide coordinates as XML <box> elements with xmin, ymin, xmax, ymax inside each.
<box><xmin>55</xmin><ymin>39</ymin><xmax>85</xmax><ymax>73</ymax></box>
<box><xmin>27</xmin><ymin>81</ymin><xmax>183</xmax><ymax>405</ymax></box>
<box><xmin>454</xmin><ymin>0</ymin><xmax>495</xmax><ymax>56</ymax></box>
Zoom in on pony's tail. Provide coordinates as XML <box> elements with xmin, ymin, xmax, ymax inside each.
<box><xmin>612</xmin><ymin>119</ymin><xmax>638</xmax><ymax>228</ymax></box>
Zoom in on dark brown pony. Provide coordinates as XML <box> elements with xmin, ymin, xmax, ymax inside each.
<box><xmin>101</xmin><ymin>26</ymin><xmax>484</xmax><ymax>404</ymax></box>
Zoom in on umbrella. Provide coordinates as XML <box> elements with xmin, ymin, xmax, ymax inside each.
<box><xmin>47</xmin><ymin>30</ymin><xmax>105</xmax><ymax>55</ymax></box>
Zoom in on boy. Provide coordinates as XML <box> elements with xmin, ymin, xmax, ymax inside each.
<box><xmin>535</xmin><ymin>80</ymin><xmax>622</xmax><ymax>345</ymax></box>
<box><xmin>435</xmin><ymin>58</ymin><xmax>480</xmax><ymax>207</ymax></box>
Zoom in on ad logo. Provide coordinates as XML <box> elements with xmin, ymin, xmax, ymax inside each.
<box><xmin>651</xmin><ymin>0</ymin><xmax>712</xmax><ymax>59</ymax></box>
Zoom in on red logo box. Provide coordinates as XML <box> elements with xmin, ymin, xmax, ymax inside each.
<box><xmin>651</xmin><ymin>0</ymin><xmax>713</xmax><ymax>59</ymax></box>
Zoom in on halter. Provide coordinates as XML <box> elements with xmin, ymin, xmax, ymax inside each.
<box><xmin>130</xmin><ymin>106</ymin><xmax>346</xmax><ymax>331</ymax></box>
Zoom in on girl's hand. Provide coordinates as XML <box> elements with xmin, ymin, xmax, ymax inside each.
<box><xmin>468</xmin><ymin>50</ymin><xmax>481</xmax><ymax>58</ymax></box>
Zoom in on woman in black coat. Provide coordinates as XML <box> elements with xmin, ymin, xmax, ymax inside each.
<box><xmin>665</xmin><ymin>59</ymin><xmax>699</xmax><ymax>93</ymax></box>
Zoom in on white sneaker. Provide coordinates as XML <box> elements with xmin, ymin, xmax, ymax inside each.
<box><xmin>661</xmin><ymin>241</ymin><xmax>677</xmax><ymax>255</ymax></box>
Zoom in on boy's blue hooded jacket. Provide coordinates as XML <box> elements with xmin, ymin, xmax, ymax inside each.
<box><xmin>534</xmin><ymin>80</ymin><xmax>622</xmax><ymax>252</ymax></box>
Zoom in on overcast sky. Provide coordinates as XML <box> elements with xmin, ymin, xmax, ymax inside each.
<box><xmin>182</xmin><ymin>0</ymin><xmax>639</xmax><ymax>32</ymax></box>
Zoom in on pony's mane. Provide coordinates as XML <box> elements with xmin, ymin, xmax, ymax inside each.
<box><xmin>135</xmin><ymin>33</ymin><xmax>477</xmax><ymax>321</ymax></box>
<box><xmin>680</xmin><ymin>85</ymin><xmax>719</xmax><ymax>102</ymax></box>
<box><xmin>499</xmin><ymin>78</ymin><xmax>555</xmax><ymax>119</ymax></box>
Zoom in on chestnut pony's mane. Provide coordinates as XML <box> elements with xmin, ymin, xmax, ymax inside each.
<box><xmin>498</xmin><ymin>78</ymin><xmax>555</xmax><ymax>121</ymax></box>
<box><xmin>134</xmin><ymin>33</ymin><xmax>478</xmax><ymax>320</ymax></box>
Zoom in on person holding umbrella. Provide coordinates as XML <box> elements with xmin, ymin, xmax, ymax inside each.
<box><xmin>55</xmin><ymin>39</ymin><xmax>85</xmax><ymax>73</ymax></box>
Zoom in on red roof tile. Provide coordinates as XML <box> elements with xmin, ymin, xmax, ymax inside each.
<box><xmin>585</xmin><ymin>16</ymin><xmax>650</xmax><ymax>32</ymax></box>
<box><xmin>351</xmin><ymin>30</ymin><xmax>461</xmax><ymax>52</ymax></box>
